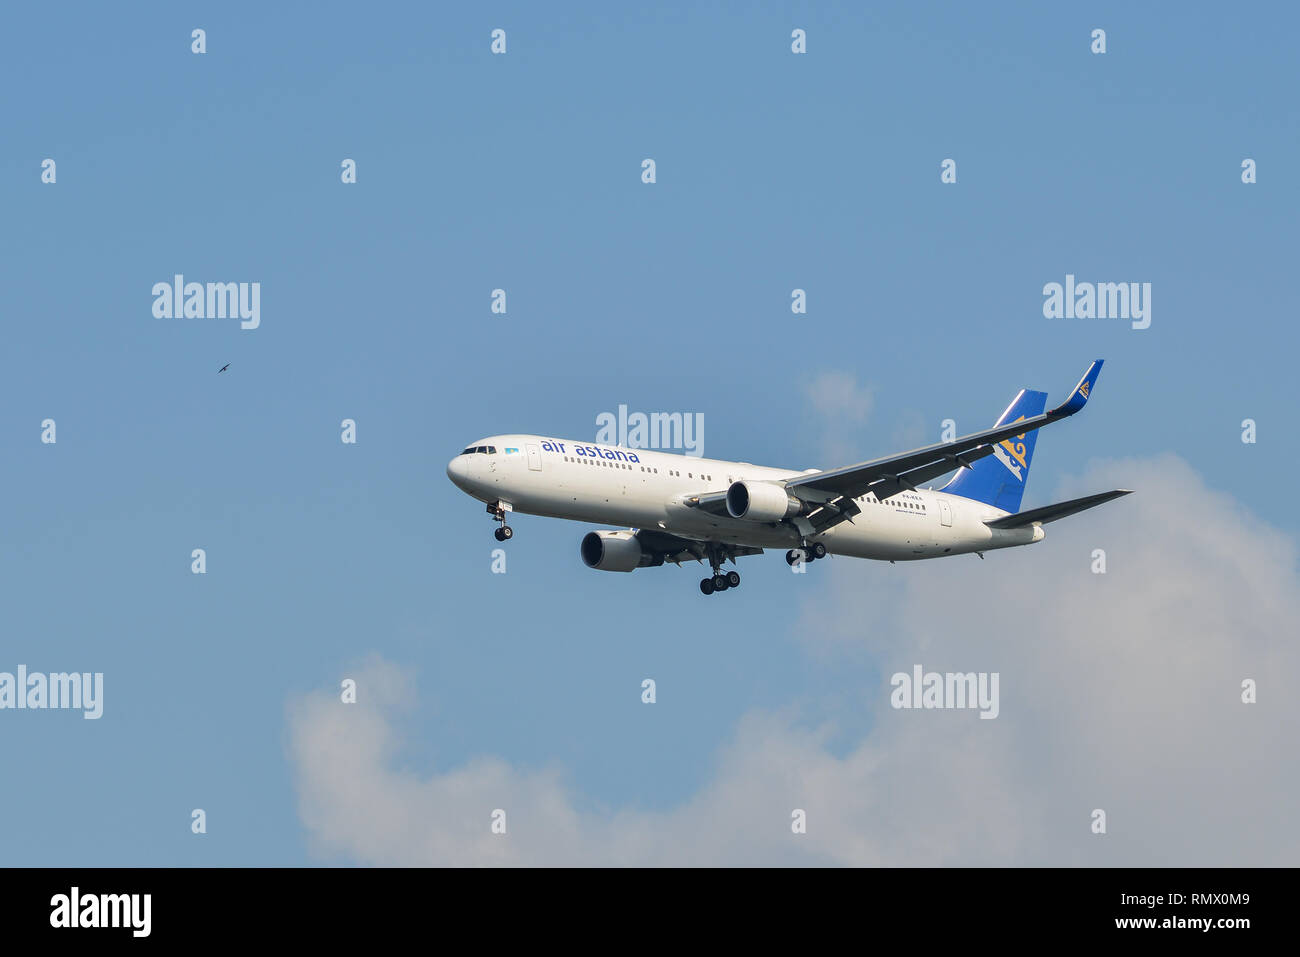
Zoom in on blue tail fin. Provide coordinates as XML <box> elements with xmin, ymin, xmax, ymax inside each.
<box><xmin>941</xmin><ymin>389</ymin><xmax>1047</xmax><ymax>513</ymax></box>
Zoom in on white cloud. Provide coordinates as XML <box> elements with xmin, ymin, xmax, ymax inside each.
<box><xmin>804</xmin><ymin>372</ymin><xmax>874</xmax><ymax>424</ymax></box>
<box><xmin>287</xmin><ymin>456</ymin><xmax>1300</xmax><ymax>865</ymax></box>
<box><xmin>804</xmin><ymin>372</ymin><xmax>875</xmax><ymax>464</ymax></box>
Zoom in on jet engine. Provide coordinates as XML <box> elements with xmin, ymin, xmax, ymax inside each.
<box><xmin>580</xmin><ymin>530</ymin><xmax>663</xmax><ymax>572</ymax></box>
<box><xmin>725</xmin><ymin>480</ymin><xmax>803</xmax><ymax>522</ymax></box>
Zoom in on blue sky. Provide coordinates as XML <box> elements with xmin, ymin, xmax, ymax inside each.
<box><xmin>2</xmin><ymin>2</ymin><xmax>1297</xmax><ymax>865</ymax></box>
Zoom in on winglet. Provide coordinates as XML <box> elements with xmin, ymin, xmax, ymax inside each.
<box><xmin>1050</xmin><ymin>360</ymin><xmax>1103</xmax><ymax>417</ymax></box>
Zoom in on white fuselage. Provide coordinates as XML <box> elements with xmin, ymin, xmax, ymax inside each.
<box><xmin>447</xmin><ymin>435</ymin><xmax>1045</xmax><ymax>561</ymax></box>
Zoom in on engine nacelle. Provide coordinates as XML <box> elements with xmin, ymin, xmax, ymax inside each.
<box><xmin>580</xmin><ymin>530</ymin><xmax>662</xmax><ymax>572</ymax></box>
<box><xmin>726</xmin><ymin>480</ymin><xmax>802</xmax><ymax>522</ymax></box>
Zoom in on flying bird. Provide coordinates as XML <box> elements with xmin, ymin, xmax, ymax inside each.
<box><xmin>217</xmin><ymin>364</ymin><xmax>230</xmax><ymax>374</ymax></box>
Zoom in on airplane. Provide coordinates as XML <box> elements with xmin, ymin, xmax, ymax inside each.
<box><xmin>446</xmin><ymin>360</ymin><xmax>1132</xmax><ymax>595</ymax></box>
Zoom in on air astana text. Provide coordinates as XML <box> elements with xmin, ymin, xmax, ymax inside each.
<box><xmin>539</xmin><ymin>440</ymin><xmax>641</xmax><ymax>463</ymax></box>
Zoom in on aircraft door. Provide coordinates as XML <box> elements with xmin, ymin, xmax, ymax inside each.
<box><xmin>526</xmin><ymin>443</ymin><xmax>542</xmax><ymax>471</ymax></box>
<box><xmin>938</xmin><ymin>499</ymin><xmax>953</xmax><ymax>527</ymax></box>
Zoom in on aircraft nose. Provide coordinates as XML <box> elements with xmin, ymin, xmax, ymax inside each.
<box><xmin>447</xmin><ymin>455</ymin><xmax>469</xmax><ymax>489</ymax></box>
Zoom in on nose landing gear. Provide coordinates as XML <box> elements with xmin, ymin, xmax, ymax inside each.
<box><xmin>487</xmin><ymin>502</ymin><xmax>513</xmax><ymax>541</ymax></box>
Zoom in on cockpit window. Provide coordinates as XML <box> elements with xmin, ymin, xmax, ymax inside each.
<box><xmin>462</xmin><ymin>447</ymin><xmax>476</xmax><ymax>455</ymax></box>
<box><xmin>485</xmin><ymin>446</ymin><xmax>496</xmax><ymax>454</ymax></box>
<box><xmin>460</xmin><ymin>445</ymin><xmax>497</xmax><ymax>455</ymax></box>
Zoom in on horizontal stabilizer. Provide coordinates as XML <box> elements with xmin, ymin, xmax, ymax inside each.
<box><xmin>984</xmin><ymin>489</ymin><xmax>1133</xmax><ymax>529</ymax></box>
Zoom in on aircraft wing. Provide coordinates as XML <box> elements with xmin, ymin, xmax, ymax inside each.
<box><xmin>782</xmin><ymin>361</ymin><xmax>1105</xmax><ymax>531</ymax></box>
<box><xmin>984</xmin><ymin>489</ymin><xmax>1133</xmax><ymax>529</ymax></box>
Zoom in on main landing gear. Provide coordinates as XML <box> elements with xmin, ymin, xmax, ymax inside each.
<box><xmin>700</xmin><ymin>569</ymin><xmax>741</xmax><ymax>595</ymax></box>
<box><xmin>699</xmin><ymin>545</ymin><xmax>742</xmax><ymax>596</ymax></box>
<box><xmin>487</xmin><ymin>502</ymin><xmax>513</xmax><ymax>541</ymax></box>
<box><xmin>785</xmin><ymin>541</ymin><xmax>827</xmax><ymax>566</ymax></box>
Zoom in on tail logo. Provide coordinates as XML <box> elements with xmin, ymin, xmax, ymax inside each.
<box><xmin>1079</xmin><ymin>380</ymin><xmax>1090</xmax><ymax>399</ymax></box>
<box><xmin>992</xmin><ymin>416</ymin><xmax>1029</xmax><ymax>480</ymax></box>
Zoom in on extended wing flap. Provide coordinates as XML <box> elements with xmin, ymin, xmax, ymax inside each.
<box><xmin>984</xmin><ymin>489</ymin><xmax>1133</xmax><ymax>529</ymax></box>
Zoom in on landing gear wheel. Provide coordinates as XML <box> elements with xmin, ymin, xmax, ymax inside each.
<box><xmin>726</xmin><ymin>570</ymin><xmax>740</xmax><ymax>588</ymax></box>
<box><xmin>700</xmin><ymin>578</ymin><xmax>715</xmax><ymax>595</ymax></box>
<box><xmin>488</xmin><ymin>503</ymin><xmax>513</xmax><ymax>541</ymax></box>
<box><xmin>712</xmin><ymin>573</ymin><xmax>728</xmax><ymax>591</ymax></box>
<box><xmin>810</xmin><ymin>542</ymin><xmax>827</xmax><ymax>560</ymax></box>
<box><xmin>785</xmin><ymin>549</ymin><xmax>804</xmax><ymax>566</ymax></box>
